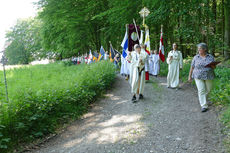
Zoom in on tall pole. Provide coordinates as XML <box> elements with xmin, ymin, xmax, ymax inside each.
<box><xmin>143</xmin><ymin>16</ymin><xmax>145</xmax><ymax>27</ymax></box>
<box><xmin>2</xmin><ymin>54</ymin><xmax>9</xmax><ymax>102</ymax></box>
<box><xmin>133</xmin><ymin>19</ymin><xmax>140</xmax><ymax>41</ymax></box>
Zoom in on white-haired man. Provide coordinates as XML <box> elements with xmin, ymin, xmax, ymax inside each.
<box><xmin>127</xmin><ymin>44</ymin><xmax>148</xmax><ymax>102</ymax></box>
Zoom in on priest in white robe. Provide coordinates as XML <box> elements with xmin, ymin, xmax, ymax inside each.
<box><xmin>152</xmin><ymin>50</ymin><xmax>160</xmax><ymax>76</ymax></box>
<box><xmin>127</xmin><ymin>44</ymin><xmax>147</xmax><ymax>102</ymax></box>
<box><xmin>126</xmin><ymin>59</ymin><xmax>130</xmax><ymax>75</ymax></box>
<box><xmin>167</xmin><ymin>43</ymin><xmax>183</xmax><ymax>89</ymax></box>
<box><xmin>125</xmin><ymin>54</ymin><xmax>131</xmax><ymax>80</ymax></box>
<box><xmin>120</xmin><ymin>56</ymin><xmax>125</xmax><ymax>75</ymax></box>
<box><xmin>149</xmin><ymin>51</ymin><xmax>154</xmax><ymax>75</ymax></box>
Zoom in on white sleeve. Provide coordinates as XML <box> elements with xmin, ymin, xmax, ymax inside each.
<box><xmin>166</xmin><ymin>51</ymin><xmax>172</xmax><ymax>64</ymax></box>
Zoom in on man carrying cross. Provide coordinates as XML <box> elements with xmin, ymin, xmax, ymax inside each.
<box><xmin>127</xmin><ymin>44</ymin><xmax>148</xmax><ymax>102</ymax></box>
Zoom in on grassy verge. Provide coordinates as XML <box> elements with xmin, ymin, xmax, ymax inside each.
<box><xmin>209</xmin><ymin>66</ymin><xmax>230</xmax><ymax>152</ymax></box>
<box><xmin>159</xmin><ymin>58</ymin><xmax>230</xmax><ymax>151</ymax></box>
<box><xmin>0</xmin><ymin>61</ymin><xmax>116</xmax><ymax>152</ymax></box>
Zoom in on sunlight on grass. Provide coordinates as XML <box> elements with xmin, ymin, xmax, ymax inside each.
<box><xmin>0</xmin><ymin>61</ymin><xmax>116</xmax><ymax>152</ymax></box>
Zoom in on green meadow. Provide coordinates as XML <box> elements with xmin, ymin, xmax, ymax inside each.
<box><xmin>0</xmin><ymin>61</ymin><xmax>116</xmax><ymax>152</ymax></box>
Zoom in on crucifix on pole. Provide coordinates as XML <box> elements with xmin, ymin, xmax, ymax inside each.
<box><xmin>139</xmin><ymin>7</ymin><xmax>150</xmax><ymax>29</ymax></box>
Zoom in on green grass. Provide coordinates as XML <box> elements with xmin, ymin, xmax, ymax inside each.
<box><xmin>209</xmin><ymin>66</ymin><xmax>230</xmax><ymax>152</ymax></box>
<box><xmin>0</xmin><ymin>61</ymin><xmax>116</xmax><ymax>152</ymax></box>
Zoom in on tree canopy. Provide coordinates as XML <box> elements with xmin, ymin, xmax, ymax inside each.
<box><xmin>36</xmin><ymin>0</ymin><xmax>230</xmax><ymax>59</ymax></box>
<box><xmin>5</xmin><ymin>18</ymin><xmax>47</xmax><ymax>64</ymax></box>
<box><xmin>4</xmin><ymin>0</ymin><xmax>230</xmax><ymax>64</ymax></box>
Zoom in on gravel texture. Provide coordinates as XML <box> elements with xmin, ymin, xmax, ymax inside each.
<box><xmin>30</xmin><ymin>76</ymin><xmax>226</xmax><ymax>153</ymax></box>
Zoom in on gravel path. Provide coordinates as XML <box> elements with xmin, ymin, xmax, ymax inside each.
<box><xmin>31</xmin><ymin>76</ymin><xmax>225</xmax><ymax>153</ymax></box>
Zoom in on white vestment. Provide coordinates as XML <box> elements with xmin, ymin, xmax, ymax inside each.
<box><xmin>149</xmin><ymin>54</ymin><xmax>154</xmax><ymax>75</ymax></box>
<box><xmin>120</xmin><ymin>56</ymin><xmax>125</xmax><ymax>75</ymax></box>
<box><xmin>88</xmin><ymin>58</ymin><xmax>92</xmax><ymax>64</ymax></box>
<box><xmin>152</xmin><ymin>54</ymin><xmax>160</xmax><ymax>75</ymax></box>
<box><xmin>145</xmin><ymin>54</ymin><xmax>149</xmax><ymax>72</ymax></box>
<box><xmin>104</xmin><ymin>54</ymin><xmax>109</xmax><ymax>60</ymax></box>
<box><xmin>121</xmin><ymin>56</ymin><xmax>130</xmax><ymax>75</ymax></box>
<box><xmin>126</xmin><ymin>60</ymin><xmax>130</xmax><ymax>75</ymax></box>
<box><xmin>127</xmin><ymin>49</ymin><xmax>147</xmax><ymax>94</ymax></box>
<box><xmin>167</xmin><ymin>50</ymin><xmax>183</xmax><ymax>88</ymax></box>
<box><xmin>80</xmin><ymin>56</ymin><xmax>84</xmax><ymax>63</ymax></box>
<box><xmin>126</xmin><ymin>51</ymin><xmax>131</xmax><ymax>75</ymax></box>
<box><xmin>123</xmin><ymin>58</ymin><xmax>129</xmax><ymax>75</ymax></box>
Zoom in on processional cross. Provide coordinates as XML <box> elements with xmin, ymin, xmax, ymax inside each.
<box><xmin>139</xmin><ymin>7</ymin><xmax>150</xmax><ymax>29</ymax></box>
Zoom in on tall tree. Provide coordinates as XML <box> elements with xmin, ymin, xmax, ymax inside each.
<box><xmin>5</xmin><ymin>18</ymin><xmax>46</xmax><ymax>65</ymax></box>
<box><xmin>224</xmin><ymin>0</ymin><xmax>230</xmax><ymax>59</ymax></box>
<box><xmin>36</xmin><ymin>0</ymin><xmax>228</xmax><ymax>59</ymax></box>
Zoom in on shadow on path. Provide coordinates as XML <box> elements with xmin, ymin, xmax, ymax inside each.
<box><xmin>32</xmin><ymin>76</ymin><xmax>225</xmax><ymax>153</ymax></box>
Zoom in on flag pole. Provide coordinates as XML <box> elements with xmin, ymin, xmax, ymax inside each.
<box><xmin>133</xmin><ymin>19</ymin><xmax>140</xmax><ymax>42</ymax></box>
<box><xmin>161</xmin><ymin>24</ymin><xmax>163</xmax><ymax>34</ymax></box>
<box><xmin>159</xmin><ymin>24</ymin><xmax>165</xmax><ymax>62</ymax></box>
<box><xmin>110</xmin><ymin>42</ymin><xmax>121</xmax><ymax>56</ymax></box>
<box><xmin>109</xmin><ymin>41</ymin><xmax>113</xmax><ymax>49</ymax></box>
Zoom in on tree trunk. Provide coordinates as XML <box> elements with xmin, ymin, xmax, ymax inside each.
<box><xmin>206</xmin><ymin>0</ymin><xmax>210</xmax><ymax>54</ymax></box>
<box><xmin>222</xmin><ymin>0</ymin><xmax>225</xmax><ymax>56</ymax></box>
<box><xmin>212</xmin><ymin>0</ymin><xmax>217</xmax><ymax>56</ymax></box>
<box><xmin>224</xmin><ymin>0</ymin><xmax>230</xmax><ymax>60</ymax></box>
<box><xmin>178</xmin><ymin>15</ymin><xmax>185</xmax><ymax>57</ymax></box>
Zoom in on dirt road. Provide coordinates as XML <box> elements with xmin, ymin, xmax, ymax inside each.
<box><xmin>31</xmin><ymin>76</ymin><xmax>225</xmax><ymax>153</ymax></box>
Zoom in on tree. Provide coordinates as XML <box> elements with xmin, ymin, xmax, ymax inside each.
<box><xmin>37</xmin><ymin>0</ymin><xmax>110</xmax><ymax>59</ymax></box>
<box><xmin>5</xmin><ymin>18</ymin><xmax>46</xmax><ymax>65</ymax></box>
<box><xmin>36</xmin><ymin>0</ymin><xmax>228</xmax><ymax>59</ymax></box>
<box><xmin>224</xmin><ymin>0</ymin><xmax>230</xmax><ymax>60</ymax></box>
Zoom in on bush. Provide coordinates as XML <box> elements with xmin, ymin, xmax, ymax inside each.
<box><xmin>210</xmin><ymin>67</ymin><xmax>230</xmax><ymax>106</ymax></box>
<box><xmin>159</xmin><ymin>61</ymin><xmax>168</xmax><ymax>77</ymax></box>
<box><xmin>62</xmin><ymin>60</ymin><xmax>74</xmax><ymax>66</ymax></box>
<box><xmin>0</xmin><ymin>61</ymin><xmax>116</xmax><ymax>152</ymax></box>
<box><xmin>209</xmin><ymin>66</ymin><xmax>230</xmax><ymax>151</ymax></box>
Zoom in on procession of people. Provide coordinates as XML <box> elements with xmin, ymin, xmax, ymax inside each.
<box><xmin>119</xmin><ymin>39</ymin><xmax>216</xmax><ymax>113</ymax></box>
<box><xmin>70</xmin><ymin>20</ymin><xmax>218</xmax><ymax>113</ymax></box>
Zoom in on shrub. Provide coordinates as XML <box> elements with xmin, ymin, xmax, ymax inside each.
<box><xmin>210</xmin><ymin>67</ymin><xmax>230</xmax><ymax>106</ymax></box>
<box><xmin>0</xmin><ymin>61</ymin><xmax>116</xmax><ymax>152</ymax></box>
<box><xmin>209</xmin><ymin>66</ymin><xmax>230</xmax><ymax>151</ymax></box>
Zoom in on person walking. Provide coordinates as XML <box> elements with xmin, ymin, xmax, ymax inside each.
<box><xmin>127</xmin><ymin>44</ymin><xmax>147</xmax><ymax>102</ymax></box>
<box><xmin>149</xmin><ymin>50</ymin><xmax>154</xmax><ymax>75</ymax></box>
<box><xmin>188</xmin><ymin>43</ymin><xmax>216</xmax><ymax>112</ymax></box>
<box><xmin>151</xmin><ymin>50</ymin><xmax>160</xmax><ymax>77</ymax></box>
<box><xmin>167</xmin><ymin>43</ymin><xmax>183</xmax><ymax>89</ymax></box>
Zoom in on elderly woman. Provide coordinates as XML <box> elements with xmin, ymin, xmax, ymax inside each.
<box><xmin>167</xmin><ymin>43</ymin><xmax>183</xmax><ymax>89</ymax></box>
<box><xmin>127</xmin><ymin>44</ymin><xmax>147</xmax><ymax>102</ymax></box>
<box><xmin>188</xmin><ymin>43</ymin><xmax>216</xmax><ymax>112</ymax></box>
